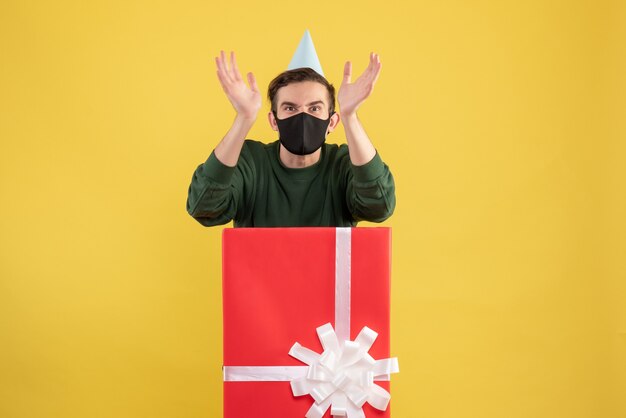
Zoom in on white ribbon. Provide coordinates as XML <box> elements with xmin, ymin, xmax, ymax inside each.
<box><xmin>335</xmin><ymin>228</ymin><xmax>352</xmax><ymax>343</ymax></box>
<box><xmin>289</xmin><ymin>322</ymin><xmax>399</xmax><ymax>418</ymax></box>
<box><xmin>223</xmin><ymin>228</ymin><xmax>400</xmax><ymax>417</ymax></box>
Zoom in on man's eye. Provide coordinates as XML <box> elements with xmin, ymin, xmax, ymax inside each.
<box><xmin>286</xmin><ymin>106</ymin><xmax>296</xmax><ymax>111</ymax></box>
<box><xmin>310</xmin><ymin>106</ymin><xmax>321</xmax><ymax>111</ymax></box>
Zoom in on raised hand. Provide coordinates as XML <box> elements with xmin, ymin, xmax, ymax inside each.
<box><xmin>215</xmin><ymin>50</ymin><xmax>262</xmax><ymax>120</ymax></box>
<box><xmin>337</xmin><ymin>52</ymin><xmax>382</xmax><ymax>117</ymax></box>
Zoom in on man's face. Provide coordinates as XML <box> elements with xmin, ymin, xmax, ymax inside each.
<box><xmin>269</xmin><ymin>81</ymin><xmax>340</xmax><ymax>134</ymax></box>
<box><xmin>275</xmin><ymin>81</ymin><xmax>330</xmax><ymax>119</ymax></box>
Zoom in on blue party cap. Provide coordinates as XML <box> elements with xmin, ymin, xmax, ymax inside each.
<box><xmin>287</xmin><ymin>29</ymin><xmax>324</xmax><ymax>77</ymax></box>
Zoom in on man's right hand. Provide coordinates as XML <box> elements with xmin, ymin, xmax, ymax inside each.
<box><xmin>215</xmin><ymin>51</ymin><xmax>261</xmax><ymax>120</ymax></box>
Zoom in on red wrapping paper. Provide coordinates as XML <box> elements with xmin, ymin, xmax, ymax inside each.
<box><xmin>222</xmin><ymin>227</ymin><xmax>392</xmax><ymax>417</ymax></box>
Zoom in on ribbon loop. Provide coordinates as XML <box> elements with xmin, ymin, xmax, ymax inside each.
<box><xmin>318</xmin><ymin>322</ymin><xmax>341</xmax><ymax>354</ymax></box>
<box><xmin>305</xmin><ymin>397</ymin><xmax>331</xmax><ymax>418</ymax></box>
<box><xmin>291</xmin><ymin>377</ymin><xmax>312</xmax><ymax>396</ymax></box>
<box><xmin>366</xmin><ymin>384</ymin><xmax>392</xmax><ymax>411</ymax></box>
<box><xmin>330</xmin><ymin>392</ymin><xmax>348</xmax><ymax>416</ymax></box>
<box><xmin>289</xmin><ymin>342</ymin><xmax>321</xmax><ymax>365</ymax></box>
<box><xmin>373</xmin><ymin>357</ymin><xmax>400</xmax><ymax>377</ymax></box>
<box><xmin>354</xmin><ymin>326</ymin><xmax>378</xmax><ymax>352</ymax></box>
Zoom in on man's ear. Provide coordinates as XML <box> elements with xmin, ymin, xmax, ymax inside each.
<box><xmin>327</xmin><ymin>111</ymin><xmax>341</xmax><ymax>134</ymax></box>
<box><xmin>268</xmin><ymin>111</ymin><xmax>278</xmax><ymax>131</ymax></box>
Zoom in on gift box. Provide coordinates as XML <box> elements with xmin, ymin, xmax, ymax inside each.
<box><xmin>222</xmin><ymin>227</ymin><xmax>399</xmax><ymax>417</ymax></box>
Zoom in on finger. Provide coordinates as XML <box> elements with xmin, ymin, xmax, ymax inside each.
<box><xmin>247</xmin><ymin>72</ymin><xmax>259</xmax><ymax>93</ymax></box>
<box><xmin>363</xmin><ymin>52</ymin><xmax>379</xmax><ymax>82</ymax></box>
<box><xmin>371</xmin><ymin>61</ymin><xmax>382</xmax><ymax>86</ymax></box>
<box><xmin>368</xmin><ymin>52</ymin><xmax>375</xmax><ymax>70</ymax></box>
<box><xmin>216</xmin><ymin>57</ymin><xmax>232</xmax><ymax>88</ymax></box>
<box><xmin>216</xmin><ymin>53</ymin><xmax>234</xmax><ymax>92</ymax></box>
<box><xmin>215</xmin><ymin>55</ymin><xmax>226</xmax><ymax>77</ymax></box>
<box><xmin>220</xmin><ymin>50</ymin><xmax>233</xmax><ymax>83</ymax></box>
<box><xmin>217</xmin><ymin>51</ymin><xmax>226</xmax><ymax>72</ymax></box>
<box><xmin>216</xmin><ymin>52</ymin><xmax>227</xmax><ymax>78</ymax></box>
<box><xmin>369</xmin><ymin>53</ymin><xmax>381</xmax><ymax>83</ymax></box>
<box><xmin>215</xmin><ymin>57</ymin><xmax>228</xmax><ymax>85</ymax></box>
<box><xmin>343</xmin><ymin>61</ymin><xmax>352</xmax><ymax>84</ymax></box>
<box><xmin>230</xmin><ymin>51</ymin><xmax>242</xmax><ymax>82</ymax></box>
<box><xmin>216</xmin><ymin>68</ymin><xmax>229</xmax><ymax>92</ymax></box>
<box><xmin>374</xmin><ymin>54</ymin><xmax>380</xmax><ymax>68</ymax></box>
<box><xmin>375</xmin><ymin>54</ymin><xmax>383</xmax><ymax>79</ymax></box>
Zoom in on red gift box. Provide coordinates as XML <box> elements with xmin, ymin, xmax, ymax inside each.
<box><xmin>222</xmin><ymin>227</ymin><xmax>397</xmax><ymax>417</ymax></box>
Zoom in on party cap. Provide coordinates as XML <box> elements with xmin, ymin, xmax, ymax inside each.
<box><xmin>287</xmin><ymin>29</ymin><xmax>324</xmax><ymax>77</ymax></box>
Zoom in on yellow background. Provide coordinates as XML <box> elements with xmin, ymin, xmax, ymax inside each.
<box><xmin>1</xmin><ymin>0</ymin><xmax>624</xmax><ymax>417</ymax></box>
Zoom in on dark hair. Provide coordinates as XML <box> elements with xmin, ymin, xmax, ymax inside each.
<box><xmin>267</xmin><ymin>67</ymin><xmax>336</xmax><ymax>115</ymax></box>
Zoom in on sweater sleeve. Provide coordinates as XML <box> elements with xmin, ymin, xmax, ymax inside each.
<box><xmin>185</xmin><ymin>146</ymin><xmax>255</xmax><ymax>227</ymax></box>
<box><xmin>345</xmin><ymin>150</ymin><xmax>396</xmax><ymax>223</ymax></box>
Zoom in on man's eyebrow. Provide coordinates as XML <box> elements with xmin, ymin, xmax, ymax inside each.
<box><xmin>280</xmin><ymin>100</ymin><xmax>326</xmax><ymax>107</ymax></box>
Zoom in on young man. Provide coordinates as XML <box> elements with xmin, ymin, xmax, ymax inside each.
<box><xmin>186</xmin><ymin>49</ymin><xmax>395</xmax><ymax>227</ymax></box>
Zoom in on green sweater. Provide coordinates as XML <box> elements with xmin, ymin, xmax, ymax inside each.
<box><xmin>186</xmin><ymin>139</ymin><xmax>395</xmax><ymax>227</ymax></box>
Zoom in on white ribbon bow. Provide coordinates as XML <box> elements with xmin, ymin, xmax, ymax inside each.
<box><xmin>289</xmin><ymin>323</ymin><xmax>399</xmax><ymax>418</ymax></box>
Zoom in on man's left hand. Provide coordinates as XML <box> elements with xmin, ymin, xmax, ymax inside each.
<box><xmin>337</xmin><ymin>52</ymin><xmax>382</xmax><ymax>118</ymax></box>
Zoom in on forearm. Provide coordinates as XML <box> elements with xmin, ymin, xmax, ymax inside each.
<box><xmin>186</xmin><ymin>151</ymin><xmax>237</xmax><ymax>225</ymax></box>
<box><xmin>187</xmin><ymin>146</ymin><xmax>254</xmax><ymax>227</ymax></box>
<box><xmin>214</xmin><ymin>114</ymin><xmax>256</xmax><ymax>167</ymax></box>
<box><xmin>342</xmin><ymin>113</ymin><xmax>376</xmax><ymax>166</ymax></box>
<box><xmin>345</xmin><ymin>151</ymin><xmax>396</xmax><ymax>223</ymax></box>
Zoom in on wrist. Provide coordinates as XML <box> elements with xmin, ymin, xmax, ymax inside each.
<box><xmin>340</xmin><ymin>111</ymin><xmax>359</xmax><ymax>123</ymax></box>
<box><xmin>236</xmin><ymin>112</ymin><xmax>258</xmax><ymax>123</ymax></box>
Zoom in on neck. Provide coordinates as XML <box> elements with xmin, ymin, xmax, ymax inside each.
<box><xmin>279</xmin><ymin>144</ymin><xmax>322</xmax><ymax>168</ymax></box>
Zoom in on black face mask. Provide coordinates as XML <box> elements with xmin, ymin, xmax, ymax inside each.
<box><xmin>273</xmin><ymin>110</ymin><xmax>334</xmax><ymax>155</ymax></box>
